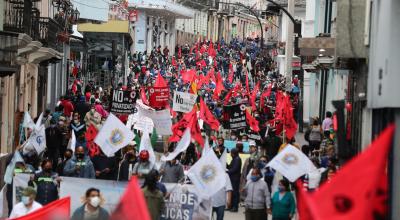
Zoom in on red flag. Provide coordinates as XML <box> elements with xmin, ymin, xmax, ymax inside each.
<box><xmin>208</xmin><ymin>42</ymin><xmax>217</xmax><ymax>57</ymax></box>
<box><xmin>196</xmin><ymin>60</ymin><xmax>207</xmax><ymax>68</ymax></box>
<box><xmin>189</xmin><ymin>111</ymin><xmax>204</xmax><ymax>146</ymax></box>
<box><xmin>207</xmin><ymin>68</ymin><xmax>216</xmax><ymax>83</ymax></box>
<box><xmin>250</xmin><ymin>82</ymin><xmax>260</xmax><ymax>111</ymax></box>
<box><xmin>110</xmin><ymin>176</ymin><xmax>151</xmax><ymax>220</ymax></box>
<box><xmin>182</xmin><ymin>69</ymin><xmax>196</xmax><ymax>83</ymax></box>
<box><xmin>12</xmin><ymin>197</ymin><xmax>70</xmax><ymax>220</ymax></box>
<box><xmin>171</xmin><ymin>57</ymin><xmax>177</xmax><ymax>67</ymax></box>
<box><xmin>169</xmin><ymin>107</ymin><xmax>203</xmax><ymax>146</ymax></box>
<box><xmin>140</xmin><ymin>87</ymin><xmax>149</xmax><ymax>105</ymax></box>
<box><xmin>213</xmin><ymin>72</ymin><xmax>224</xmax><ymax>100</ymax></box>
<box><xmin>85</xmin><ymin>125</ymin><xmax>100</xmax><ymax>157</ymax></box>
<box><xmin>245</xmin><ymin>73</ymin><xmax>250</xmax><ymax>95</ymax></box>
<box><xmin>295</xmin><ymin>180</ymin><xmax>315</xmax><ymax>220</ymax></box>
<box><xmin>305</xmin><ymin>125</ymin><xmax>394</xmax><ymax>220</ymax></box>
<box><xmin>217</xmin><ymin>42</ymin><xmax>221</xmax><ymax>51</ymax></box>
<box><xmin>245</xmin><ymin>109</ymin><xmax>260</xmax><ymax>132</ymax></box>
<box><xmin>178</xmin><ymin>46</ymin><xmax>182</xmax><ymax>59</ymax></box>
<box><xmin>259</xmin><ymin>84</ymin><xmax>272</xmax><ymax>109</ymax></box>
<box><xmin>169</xmin><ymin>108</ymin><xmax>197</xmax><ymax>142</ymax></box>
<box><xmin>199</xmin><ymin>98</ymin><xmax>220</xmax><ymax>130</ymax></box>
<box><xmin>228</xmin><ymin>64</ymin><xmax>234</xmax><ymax>83</ymax></box>
<box><xmin>154</xmin><ymin>72</ymin><xmax>167</xmax><ymax>87</ymax></box>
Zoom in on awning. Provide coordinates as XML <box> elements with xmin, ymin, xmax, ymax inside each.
<box><xmin>299</xmin><ymin>37</ymin><xmax>335</xmax><ymax>56</ymax></box>
<box><xmin>129</xmin><ymin>0</ymin><xmax>194</xmax><ymax>19</ymax></box>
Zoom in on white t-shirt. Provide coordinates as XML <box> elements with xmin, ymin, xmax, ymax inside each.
<box><xmin>211</xmin><ymin>174</ymin><xmax>233</xmax><ymax>207</ymax></box>
<box><xmin>9</xmin><ymin>201</ymin><xmax>42</xmax><ymax>218</ymax></box>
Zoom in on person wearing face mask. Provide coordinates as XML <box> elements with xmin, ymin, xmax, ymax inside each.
<box><xmin>84</xmin><ymin>105</ymin><xmax>101</xmax><ymax>129</ymax></box>
<box><xmin>9</xmin><ymin>187</ymin><xmax>42</xmax><ymax>218</ymax></box>
<box><xmin>243</xmin><ymin>168</ymin><xmax>271</xmax><ymax>220</ymax></box>
<box><xmin>118</xmin><ymin>145</ymin><xmax>138</xmax><ymax>181</ymax></box>
<box><xmin>63</xmin><ymin>146</ymin><xmax>95</xmax><ymax>179</ymax></box>
<box><xmin>133</xmin><ymin>150</ymin><xmax>155</xmax><ymax>184</ymax></box>
<box><xmin>159</xmin><ymin>156</ymin><xmax>184</xmax><ymax>183</ymax></box>
<box><xmin>227</xmin><ymin>148</ymin><xmax>241</xmax><ymax>212</ymax></box>
<box><xmin>31</xmin><ymin>159</ymin><xmax>59</xmax><ymax>205</ymax></box>
<box><xmin>71</xmin><ymin>188</ymin><xmax>109</xmax><ymax>220</ymax></box>
<box><xmin>270</xmin><ymin>179</ymin><xmax>295</xmax><ymax>220</ymax></box>
<box><xmin>45</xmin><ymin>119</ymin><xmax>63</xmax><ymax>170</ymax></box>
<box><xmin>75</xmin><ymin>96</ymin><xmax>91</xmax><ymax>121</ymax></box>
<box><xmin>57</xmin><ymin>149</ymin><xmax>73</xmax><ymax>175</ymax></box>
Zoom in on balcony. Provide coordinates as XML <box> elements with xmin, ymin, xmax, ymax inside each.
<box><xmin>38</xmin><ymin>17</ymin><xmax>64</xmax><ymax>53</ymax></box>
<box><xmin>3</xmin><ymin>0</ymin><xmax>41</xmax><ymax>40</ymax></box>
<box><xmin>0</xmin><ymin>31</ymin><xmax>19</xmax><ymax>76</ymax></box>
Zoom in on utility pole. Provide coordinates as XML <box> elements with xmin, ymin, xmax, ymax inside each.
<box><xmin>285</xmin><ymin>0</ymin><xmax>294</xmax><ymax>91</ymax></box>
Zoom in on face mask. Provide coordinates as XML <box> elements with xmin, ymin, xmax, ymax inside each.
<box><xmin>278</xmin><ymin>186</ymin><xmax>285</xmax><ymax>192</ymax></box>
<box><xmin>44</xmin><ymin>167</ymin><xmax>52</xmax><ymax>173</ymax></box>
<box><xmin>58</xmin><ymin>121</ymin><xmax>64</xmax><ymax>126</ymax></box>
<box><xmin>90</xmin><ymin>109</ymin><xmax>96</xmax><ymax>114</ymax></box>
<box><xmin>230</xmin><ymin>135</ymin><xmax>236</xmax><ymax>140</ymax></box>
<box><xmin>250</xmin><ymin>175</ymin><xmax>260</xmax><ymax>182</ymax></box>
<box><xmin>76</xmin><ymin>153</ymin><xmax>84</xmax><ymax>159</ymax></box>
<box><xmin>258</xmin><ymin>162</ymin><xmax>267</xmax><ymax>169</ymax></box>
<box><xmin>89</xmin><ymin>196</ymin><xmax>101</xmax><ymax>208</ymax></box>
<box><xmin>74</xmin><ymin>120</ymin><xmax>79</xmax><ymax>124</ymax></box>
<box><xmin>22</xmin><ymin>196</ymin><xmax>30</xmax><ymax>205</ymax></box>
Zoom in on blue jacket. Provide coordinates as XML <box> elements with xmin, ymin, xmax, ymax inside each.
<box><xmin>63</xmin><ymin>156</ymin><xmax>95</xmax><ymax>179</ymax></box>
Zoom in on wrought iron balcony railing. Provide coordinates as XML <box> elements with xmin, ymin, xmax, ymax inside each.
<box><xmin>0</xmin><ymin>31</ymin><xmax>19</xmax><ymax>76</ymax></box>
<box><xmin>38</xmin><ymin>17</ymin><xmax>64</xmax><ymax>52</ymax></box>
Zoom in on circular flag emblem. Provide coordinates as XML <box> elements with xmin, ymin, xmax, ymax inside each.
<box><xmin>240</xmin><ymin>104</ymin><xmax>246</xmax><ymax>111</ymax></box>
<box><xmin>281</xmin><ymin>153</ymin><xmax>298</xmax><ymax>165</ymax></box>
<box><xmin>110</xmin><ymin>129</ymin><xmax>124</xmax><ymax>146</ymax></box>
<box><xmin>149</xmin><ymin>88</ymin><xmax>155</xmax><ymax>93</ymax></box>
<box><xmin>36</xmin><ymin>136</ymin><xmax>44</xmax><ymax>145</ymax></box>
<box><xmin>200</xmin><ymin>165</ymin><xmax>217</xmax><ymax>183</ymax></box>
<box><xmin>130</xmin><ymin>91</ymin><xmax>137</xmax><ymax>99</ymax></box>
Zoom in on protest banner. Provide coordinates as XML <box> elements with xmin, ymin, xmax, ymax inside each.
<box><xmin>172</xmin><ymin>91</ymin><xmax>198</xmax><ymax>113</ymax></box>
<box><xmin>223</xmin><ymin>140</ymin><xmax>250</xmax><ymax>153</ymax></box>
<box><xmin>222</xmin><ymin>104</ymin><xmax>247</xmax><ymax>130</ymax></box>
<box><xmin>137</xmin><ymin>100</ymin><xmax>172</xmax><ymax>135</ymax></box>
<box><xmin>60</xmin><ymin>177</ymin><xmax>128</xmax><ymax>214</ymax></box>
<box><xmin>148</xmin><ymin>87</ymin><xmax>169</xmax><ymax>108</ymax></box>
<box><xmin>59</xmin><ymin>177</ymin><xmax>212</xmax><ymax>219</ymax></box>
<box><xmin>162</xmin><ymin>184</ymin><xmax>212</xmax><ymax>220</ymax></box>
<box><xmin>110</xmin><ymin>89</ymin><xmax>137</xmax><ymax>114</ymax></box>
<box><xmin>13</xmin><ymin>173</ymin><xmax>31</xmax><ymax>205</ymax></box>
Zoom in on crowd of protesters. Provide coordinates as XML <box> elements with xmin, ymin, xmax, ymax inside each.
<box><xmin>4</xmin><ymin>37</ymin><xmax>339</xmax><ymax>220</ymax></box>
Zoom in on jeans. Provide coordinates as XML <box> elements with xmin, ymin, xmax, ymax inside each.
<box><xmin>212</xmin><ymin>205</ymin><xmax>225</xmax><ymax>220</ymax></box>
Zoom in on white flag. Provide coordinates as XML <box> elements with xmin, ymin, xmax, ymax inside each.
<box><xmin>139</xmin><ymin>130</ymin><xmax>156</xmax><ymax>165</ymax></box>
<box><xmin>35</xmin><ymin>112</ymin><xmax>43</xmax><ymax>129</ymax></box>
<box><xmin>267</xmin><ymin>144</ymin><xmax>317</xmax><ymax>182</ymax></box>
<box><xmin>94</xmin><ymin>113</ymin><xmax>135</xmax><ymax>157</ymax></box>
<box><xmin>219</xmin><ymin>149</ymin><xmax>227</xmax><ymax>171</ymax></box>
<box><xmin>4</xmin><ymin>151</ymin><xmax>24</xmax><ymax>184</ymax></box>
<box><xmin>201</xmin><ymin>136</ymin><xmax>211</xmax><ymax>156</ymax></box>
<box><xmin>22</xmin><ymin>112</ymin><xmax>35</xmax><ymax>130</ymax></box>
<box><xmin>27</xmin><ymin>125</ymin><xmax>46</xmax><ymax>154</ymax></box>
<box><xmin>187</xmin><ymin>150</ymin><xmax>226</xmax><ymax>198</ymax></box>
<box><xmin>161</xmin><ymin>128</ymin><xmax>191</xmax><ymax>161</ymax></box>
<box><xmin>68</xmin><ymin>130</ymin><xmax>76</xmax><ymax>152</ymax></box>
<box><xmin>0</xmin><ymin>185</ymin><xmax>7</xmax><ymax>217</ymax></box>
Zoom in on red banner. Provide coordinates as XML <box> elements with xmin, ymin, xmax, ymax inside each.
<box><xmin>149</xmin><ymin>86</ymin><xmax>169</xmax><ymax>108</ymax></box>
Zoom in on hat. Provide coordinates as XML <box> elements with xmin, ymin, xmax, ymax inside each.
<box><xmin>249</xmin><ymin>140</ymin><xmax>256</xmax><ymax>146</ymax></box>
<box><xmin>22</xmin><ymin>187</ymin><xmax>37</xmax><ymax>197</ymax></box>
